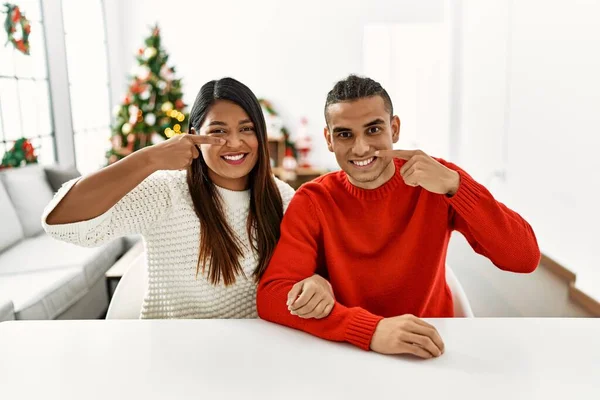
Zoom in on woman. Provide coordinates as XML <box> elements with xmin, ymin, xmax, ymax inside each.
<box><xmin>43</xmin><ymin>77</ymin><xmax>333</xmax><ymax>319</ymax></box>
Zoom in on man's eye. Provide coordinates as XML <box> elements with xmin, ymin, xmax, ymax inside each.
<box><xmin>338</xmin><ymin>132</ymin><xmax>352</xmax><ymax>138</ymax></box>
<box><xmin>368</xmin><ymin>127</ymin><xmax>381</xmax><ymax>134</ymax></box>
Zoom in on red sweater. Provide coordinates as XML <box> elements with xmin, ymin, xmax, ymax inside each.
<box><xmin>257</xmin><ymin>158</ymin><xmax>540</xmax><ymax>351</ymax></box>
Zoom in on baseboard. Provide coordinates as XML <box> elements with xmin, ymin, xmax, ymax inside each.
<box><xmin>540</xmin><ymin>253</ymin><xmax>600</xmax><ymax>317</ymax></box>
<box><xmin>540</xmin><ymin>254</ymin><xmax>576</xmax><ymax>282</ymax></box>
<box><xmin>568</xmin><ymin>284</ymin><xmax>600</xmax><ymax>316</ymax></box>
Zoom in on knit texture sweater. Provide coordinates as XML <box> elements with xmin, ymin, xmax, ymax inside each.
<box><xmin>42</xmin><ymin>170</ymin><xmax>295</xmax><ymax>319</ymax></box>
<box><xmin>257</xmin><ymin>158</ymin><xmax>540</xmax><ymax>351</ymax></box>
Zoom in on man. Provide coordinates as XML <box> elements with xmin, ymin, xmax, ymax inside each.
<box><xmin>257</xmin><ymin>75</ymin><xmax>540</xmax><ymax>359</ymax></box>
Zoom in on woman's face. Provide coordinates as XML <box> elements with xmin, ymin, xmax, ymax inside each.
<box><xmin>196</xmin><ymin>100</ymin><xmax>260</xmax><ymax>191</ymax></box>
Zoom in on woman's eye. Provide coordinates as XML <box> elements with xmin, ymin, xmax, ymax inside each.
<box><xmin>241</xmin><ymin>126</ymin><xmax>255</xmax><ymax>132</ymax></box>
<box><xmin>210</xmin><ymin>129</ymin><xmax>226</xmax><ymax>134</ymax></box>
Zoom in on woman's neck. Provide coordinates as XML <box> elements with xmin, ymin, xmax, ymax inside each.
<box><xmin>208</xmin><ymin>169</ymin><xmax>249</xmax><ymax>191</ymax></box>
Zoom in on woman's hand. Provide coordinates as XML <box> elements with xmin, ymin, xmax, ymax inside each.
<box><xmin>148</xmin><ymin>133</ymin><xmax>225</xmax><ymax>171</ymax></box>
<box><xmin>286</xmin><ymin>275</ymin><xmax>335</xmax><ymax>319</ymax></box>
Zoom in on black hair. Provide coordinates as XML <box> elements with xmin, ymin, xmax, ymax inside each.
<box><xmin>324</xmin><ymin>74</ymin><xmax>393</xmax><ymax>123</ymax></box>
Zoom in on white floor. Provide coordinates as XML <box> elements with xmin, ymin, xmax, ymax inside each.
<box><xmin>447</xmin><ymin>233</ymin><xmax>592</xmax><ymax>318</ymax></box>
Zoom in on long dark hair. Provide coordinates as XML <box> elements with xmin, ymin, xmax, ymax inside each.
<box><xmin>187</xmin><ymin>77</ymin><xmax>283</xmax><ymax>286</ymax></box>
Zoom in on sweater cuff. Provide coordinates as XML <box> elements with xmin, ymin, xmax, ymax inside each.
<box><xmin>344</xmin><ymin>308</ymin><xmax>384</xmax><ymax>351</ymax></box>
<box><xmin>444</xmin><ymin>170</ymin><xmax>484</xmax><ymax>216</ymax></box>
<box><xmin>41</xmin><ymin>177</ymin><xmax>114</xmax><ymax>243</ymax></box>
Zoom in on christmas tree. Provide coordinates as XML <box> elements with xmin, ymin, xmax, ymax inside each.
<box><xmin>107</xmin><ymin>24</ymin><xmax>188</xmax><ymax>164</ymax></box>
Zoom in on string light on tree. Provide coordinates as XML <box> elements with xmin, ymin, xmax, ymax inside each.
<box><xmin>122</xmin><ymin>123</ymin><xmax>132</xmax><ymax>134</ymax></box>
<box><xmin>144</xmin><ymin>47</ymin><xmax>157</xmax><ymax>59</ymax></box>
<box><xmin>145</xmin><ymin>113</ymin><xmax>156</xmax><ymax>125</ymax></box>
<box><xmin>161</xmin><ymin>102</ymin><xmax>173</xmax><ymax>112</ymax></box>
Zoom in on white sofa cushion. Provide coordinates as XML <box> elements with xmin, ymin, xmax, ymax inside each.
<box><xmin>0</xmin><ymin>298</ymin><xmax>15</xmax><ymax>322</ymax></box>
<box><xmin>0</xmin><ymin>165</ymin><xmax>54</xmax><ymax>237</ymax></box>
<box><xmin>0</xmin><ymin>181</ymin><xmax>24</xmax><ymax>253</ymax></box>
<box><xmin>0</xmin><ymin>267</ymin><xmax>87</xmax><ymax>320</ymax></box>
<box><xmin>0</xmin><ymin>233</ymin><xmax>124</xmax><ymax>288</ymax></box>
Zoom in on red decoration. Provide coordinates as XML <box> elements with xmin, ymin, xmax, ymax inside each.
<box><xmin>130</xmin><ymin>79</ymin><xmax>147</xmax><ymax>94</ymax></box>
<box><xmin>11</xmin><ymin>5</ymin><xmax>20</xmax><ymax>22</ymax></box>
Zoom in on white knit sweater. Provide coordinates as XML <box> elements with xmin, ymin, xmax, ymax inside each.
<box><xmin>41</xmin><ymin>170</ymin><xmax>295</xmax><ymax>319</ymax></box>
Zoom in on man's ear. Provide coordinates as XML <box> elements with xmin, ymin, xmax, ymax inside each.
<box><xmin>324</xmin><ymin>126</ymin><xmax>334</xmax><ymax>152</ymax></box>
<box><xmin>391</xmin><ymin>115</ymin><xmax>401</xmax><ymax>144</ymax></box>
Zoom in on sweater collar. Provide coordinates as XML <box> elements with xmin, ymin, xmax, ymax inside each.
<box><xmin>214</xmin><ymin>184</ymin><xmax>251</xmax><ymax>209</ymax></box>
<box><xmin>340</xmin><ymin>159</ymin><xmax>405</xmax><ymax>200</ymax></box>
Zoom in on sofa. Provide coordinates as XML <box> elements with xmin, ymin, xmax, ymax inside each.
<box><xmin>0</xmin><ymin>164</ymin><xmax>135</xmax><ymax>321</ymax></box>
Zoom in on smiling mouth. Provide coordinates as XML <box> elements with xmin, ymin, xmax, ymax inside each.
<box><xmin>221</xmin><ymin>153</ymin><xmax>248</xmax><ymax>165</ymax></box>
<box><xmin>350</xmin><ymin>157</ymin><xmax>377</xmax><ymax>168</ymax></box>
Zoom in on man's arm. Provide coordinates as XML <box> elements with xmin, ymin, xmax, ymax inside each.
<box><xmin>442</xmin><ymin>161</ymin><xmax>541</xmax><ymax>273</ymax></box>
<box><xmin>375</xmin><ymin>149</ymin><xmax>540</xmax><ymax>274</ymax></box>
<box><xmin>257</xmin><ymin>190</ymin><xmax>382</xmax><ymax>351</ymax></box>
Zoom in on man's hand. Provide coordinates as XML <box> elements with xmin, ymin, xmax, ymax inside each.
<box><xmin>370</xmin><ymin>314</ymin><xmax>445</xmax><ymax>359</ymax></box>
<box><xmin>375</xmin><ymin>149</ymin><xmax>460</xmax><ymax>196</ymax></box>
<box><xmin>287</xmin><ymin>275</ymin><xmax>335</xmax><ymax>319</ymax></box>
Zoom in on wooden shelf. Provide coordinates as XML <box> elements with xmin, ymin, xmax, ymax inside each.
<box><xmin>268</xmin><ymin>135</ymin><xmax>326</xmax><ymax>188</ymax></box>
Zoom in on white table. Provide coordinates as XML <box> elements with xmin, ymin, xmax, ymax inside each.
<box><xmin>0</xmin><ymin>318</ymin><xmax>598</xmax><ymax>399</ymax></box>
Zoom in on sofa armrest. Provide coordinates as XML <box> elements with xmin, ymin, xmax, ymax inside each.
<box><xmin>0</xmin><ymin>299</ymin><xmax>15</xmax><ymax>322</ymax></box>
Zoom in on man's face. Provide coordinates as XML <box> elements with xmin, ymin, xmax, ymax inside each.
<box><xmin>325</xmin><ymin>96</ymin><xmax>400</xmax><ymax>190</ymax></box>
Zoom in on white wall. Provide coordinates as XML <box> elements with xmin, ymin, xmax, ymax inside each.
<box><xmin>104</xmin><ymin>0</ymin><xmax>444</xmax><ymax>170</ymax></box>
<box><xmin>458</xmin><ymin>0</ymin><xmax>600</xmax><ymax>298</ymax></box>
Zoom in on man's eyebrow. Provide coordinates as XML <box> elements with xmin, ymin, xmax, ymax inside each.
<box><xmin>332</xmin><ymin>126</ymin><xmax>352</xmax><ymax>134</ymax></box>
<box><xmin>364</xmin><ymin>118</ymin><xmax>385</xmax><ymax>127</ymax></box>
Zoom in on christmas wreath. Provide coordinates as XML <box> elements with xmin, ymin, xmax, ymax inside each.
<box><xmin>3</xmin><ymin>3</ymin><xmax>30</xmax><ymax>55</ymax></box>
<box><xmin>0</xmin><ymin>138</ymin><xmax>38</xmax><ymax>168</ymax></box>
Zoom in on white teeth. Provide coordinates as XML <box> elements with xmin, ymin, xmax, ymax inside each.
<box><xmin>223</xmin><ymin>154</ymin><xmax>244</xmax><ymax>161</ymax></box>
<box><xmin>353</xmin><ymin>157</ymin><xmax>374</xmax><ymax>167</ymax></box>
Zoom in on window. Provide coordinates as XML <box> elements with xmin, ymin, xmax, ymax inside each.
<box><xmin>0</xmin><ymin>0</ymin><xmax>55</xmax><ymax>165</ymax></box>
<box><xmin>62</xmin><ymin>0</ymin><xmax>111</xmax><ymax>175</ymax></box>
